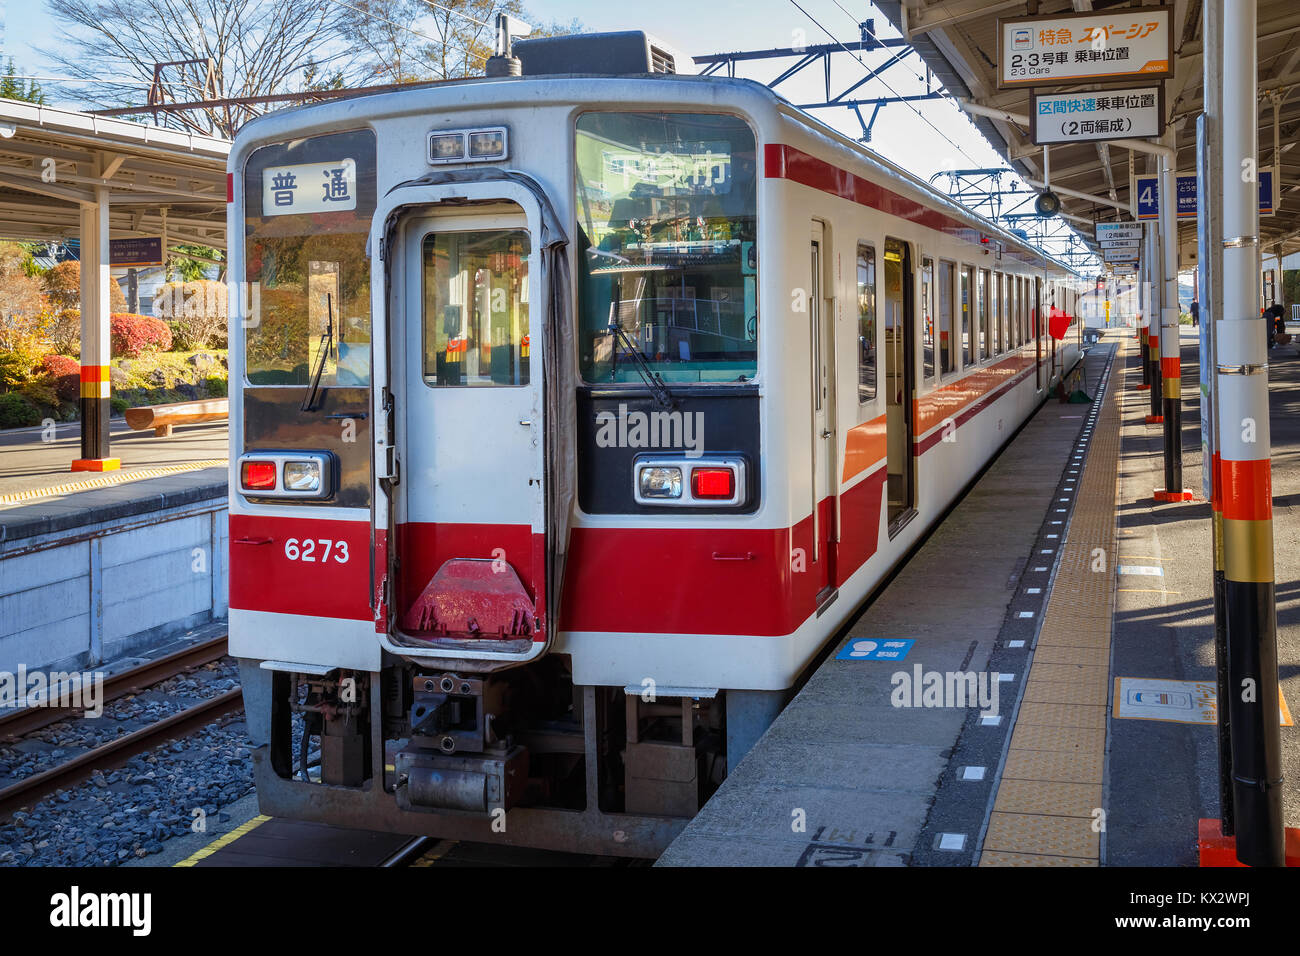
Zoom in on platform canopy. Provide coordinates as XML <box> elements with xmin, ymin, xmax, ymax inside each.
<box><xmin>876</xmin><ymin>0</ymin><xmax>1300</xmax><ymax>265</ymax></box>
<box><xmin>0</xmin><ymin>98</ymin><xmax>229</xmax><ymax>251</ymax></box>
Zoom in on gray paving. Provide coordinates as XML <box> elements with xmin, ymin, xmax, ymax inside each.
<box><xmin>1107</xmin><ymin>328</ymin><xmax>1300</xmax><ymax>865</ymax></box>
<box><xmin>659</xmin><ymin>345</ymin><xmax>1115</xmax><ymax>866</ymax></box>
<box><xmin>0</xmin><ymin>419</ymin><xmax>227</xmax><ymax>497</ymax></box>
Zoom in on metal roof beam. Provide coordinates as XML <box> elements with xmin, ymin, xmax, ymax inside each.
<box><xmin>903</xmin><ymin>0</ymin><xmax>1024</xmax><ymax>38</ymax></box>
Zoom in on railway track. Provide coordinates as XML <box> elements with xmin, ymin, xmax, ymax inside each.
<box><xmin>0</xmin><ymin>636</ymin><xmax>243</xmax><ymax>818</ymax></box>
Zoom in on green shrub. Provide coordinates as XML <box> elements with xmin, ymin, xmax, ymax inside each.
<box><xmin>204</xmin><ymin>375</ymin><xmax>227</xmax><ymax>397</ymax></box>
<box><xmin>0</xmin><ymin>392</ymin><xmax>40</xmax><ymax>429</ymax></box>
<box><xmin>110</xmin><ymin>395</ymin><xmax>129</xmax><ymax>414</ymax></box>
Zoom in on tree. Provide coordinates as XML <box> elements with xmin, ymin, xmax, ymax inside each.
<box><xmin>340</xmin><ymin>0</ymin><xmax>581</xmax><ymax>85</ymax></box>
<box><xmin>41</xmin><ymin>260</ymin><xmax>128</xmax><ymax>311</ymax></box>
<box><xmin>41</xmin><ymin>0</ymin><xmax>355</xmax><ymax>137</ymax></box>
<box><xmin>0</xmin><ymin>59</ymin><xmax>48</xmax><ymax>104</ymax></box>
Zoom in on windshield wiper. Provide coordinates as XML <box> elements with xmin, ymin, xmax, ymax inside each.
<box><xmin>607</xmin><ymin>318</ymin><xmax>675</xmax><ymax>410</ymax></box>
<box><xmin>301</xmin><ymin>293</ymin><xmax>335</xmax><ymax>412</ymax></box>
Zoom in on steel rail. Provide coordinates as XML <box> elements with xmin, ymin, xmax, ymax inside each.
<box><xmin>0</xmin><ymin>688</ymin><xmax>243</xmax><ymax>818</ymax></box>
<box><xmin>0</xmin><ymin>635</ymin><xmax>229</xmax><ymax>741</ymax></box>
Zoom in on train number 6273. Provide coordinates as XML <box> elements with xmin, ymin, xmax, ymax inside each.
<box><xmin>284</xmin><ymin>537</ymin><xmax>350</xmax><ymax>563</ymax></box>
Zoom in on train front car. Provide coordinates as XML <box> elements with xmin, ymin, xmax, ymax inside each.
<box><xmin>227</xmin><ymin>32</ymin><xmax>1081</xmax><ymax>858</ymax></box>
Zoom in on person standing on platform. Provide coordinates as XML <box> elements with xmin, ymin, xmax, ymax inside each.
<box><xmin>1190</xmin><ymin>298</ymin><xmax>1199</xmax><ymax>326</ymax></box>
<box><xmin>1264</xmin><ymin>302</ymin><xmax>1285</xmax><ymax>348</ymax></box>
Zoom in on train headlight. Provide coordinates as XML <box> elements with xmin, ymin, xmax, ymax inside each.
<box><xmin>638</xmin><ymin>466</ymin><xmax>682</xmax><ymax>500</ymax></box>
<box><xmin>427</xmin><ymin>127</ymin><xmax>509</xmax><ymax>165</ymax></box>
<box><xmin>283</xmin><ymin>460</ymin><xmax>322</xmax><ymax>493</ymax></box>
<box><xmin>428</xmin><ymin>132</ymin><xmax>465</xmax><ymax>163</ymax></box>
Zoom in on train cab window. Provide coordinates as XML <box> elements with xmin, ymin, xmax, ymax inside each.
<box><xmin>242</xmin><ymin>128</ymin><xmax>376</xmax><ymax>386</ymax></box>
<box><xmin>977</xmin><ymin>268</ymin><xmax>989</xmax><ymax>362</ymax></box>
<box><xmin>922</xmin><ymin>257</ymin><xmax>935</xmax><ymax>384</ymax></box>
<box><xmin>938</xmin><ymin>260</ymin><xmax>955</xmax><ymax>376</ymax></box>
<box><xmin>961</xmin><ymin>265</ymin><xmax>974</xmax><ymax>367</ymax></box>
<box><xmin>857</xmin><ymin>243</ymin><xmax>877</xmax><ymax>403</ymax></box>
<box><xmin>574</xmin><ymin>111</ymin><xmax>758</xmax><ymax>384</ymax></box>
<box><xmin>420</xmin><ymin>230</ymin><xmax>531</xmax><ymax>387</ymax></box>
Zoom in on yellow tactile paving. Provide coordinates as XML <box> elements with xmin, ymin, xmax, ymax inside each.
<box><xmin>978</xmin><ymin>850</ymin><xmax>1098</xmax><ymax>867</ymax></box>
<box><xmin>1009</xmin><ymin>722</ymin><xmax>1106</xmax><ymax>754</ymax></box>
<box><xmin>983</xmin><ymin>810</ymin><xmax>1099</xmax><ymax>860</ymax></box>
<box><xmin>1015</xmin><ymin>700</ymin><xmax>1108</xmax><ymax>728</ymax></box>
<box><xmin>1002</xmin><ymin>748</ymin><xmax>1105</xmax><ymax>783</ymax></box>
<box><xmin>0</xmin><ymin>459</ymin><xmax>227</xmax><ymax>505</ymax></box>
<box><xmin>1031</xmin><ymin>645</ymin><xmax>1112</xmax><ymax>667</ymax></box>
<box><xmin>978</xmin><ymin>340</ymin><xmax>1124</xmax><ymax>865</ymax></box>
<box><xmin>991</xmin><ymin>779</ymin><xmax>1102</xmax><ymax>818</ymax></box>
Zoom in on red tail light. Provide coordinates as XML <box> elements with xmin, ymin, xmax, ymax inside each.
<box><xmin>241</xmin><ymin>460</ymin><xmax>277</xmax><ymax>491</ymax></box>
<box><xmin>691</xmin><ymin>467</ymin><xmax>735</xmax><ymax>499</ymax></box>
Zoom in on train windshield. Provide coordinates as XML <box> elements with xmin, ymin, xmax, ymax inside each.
<box><xmin>575</xmin><ymin>112</ymin><xmax>758</xmax><ymax>384</ymax></box>
<box><xmin>242</xmin><ymin>129</ymin><xmax>376</xmax><ymax>387</ymax></box>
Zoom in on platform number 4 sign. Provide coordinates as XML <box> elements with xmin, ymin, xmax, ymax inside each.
<box><xmin>1135</xmin><ymin>174</ymin><xmax>1160</xmax><ymax>220</ymax></box>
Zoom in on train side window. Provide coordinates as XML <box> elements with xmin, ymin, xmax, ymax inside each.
<box><xmin>960</xmin><ymin>265</ymin><xmax>974</xmax><ymax>367</ymax></box>
<box><xmin>922</xmin><ymin>257</ymin><xmax>935</xmax><ymax>385</ymax></box>
<box><xmin>978</xmin><ymin>268</ymin><xmax>989</xmax><ymax>363</ymax></box>
<box><xmin>938</xmin><ymin>260</ymin><xmax>955</xmax><ymax>376</ymax></box>
<box><xmin>857</xmin><ymin>242</ymin><xmax>877</xmax><ymax>404</ymax></box>
<box><xmin>997</xmin><ymin>272</ymin><xmax>1007</xmax><ymax>355</ymax></box>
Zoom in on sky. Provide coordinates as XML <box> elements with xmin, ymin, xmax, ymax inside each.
<box><xmin>0</xmin><ymin>0</ymin><xmax>1009</xmax><ymax>178</ymax></box>
<box><xmin>0</xmin><ymin>0</ymin><xmax>1092</xmax><ymax>263</ymax></box>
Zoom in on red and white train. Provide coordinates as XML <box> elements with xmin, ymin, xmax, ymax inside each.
<box><xmin>227</xmin><ymin>29</ymin><xmax>1084</xmax><ymax>856</ymax></box>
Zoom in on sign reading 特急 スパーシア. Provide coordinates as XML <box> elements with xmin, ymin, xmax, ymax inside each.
<box><xmin>1030</xmin><ymin>87</ymin><xmax>1163</xmax><ymax>145</ymax></box>
<box><xmin>1095</xmin><ymin>221</ymin><xmax>1143</xmax><ymax>243</ymax></box>
<box><xmin>262</xmin><ymin>159</ymin><xmax>357</xmax><ymax>216</ymax></box>
<box><xmin>999</xmin><ymin>6</ymin><xmax>1173</xmax><ymax>88</ymax></box>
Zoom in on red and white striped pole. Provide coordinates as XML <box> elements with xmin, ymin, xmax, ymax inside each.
<box><xmin>1216</xmin><ymin>0</ymin><xmax>1284</xmax><ymax>866</ymax></box>
<box><xmin>1138</xmin><ymin>231</ymin><xmax>1152</xmax><ymax>388</ymax></box>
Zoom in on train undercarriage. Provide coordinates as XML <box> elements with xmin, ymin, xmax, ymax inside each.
<box><xmin>238</xmin><ymin>658</ymin><xmax>768</xmax><ymax>858</ymax></box>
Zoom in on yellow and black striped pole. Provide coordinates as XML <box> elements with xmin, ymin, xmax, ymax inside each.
<box><xmin>72</xmin><ymin>175</ymin><xmax>120</xmax><ymax>473</ymax></box>
<box><xmin>1216</xmin><ymin>0</ymin><xmax>1283</xmax><ymax>866</ymax></box>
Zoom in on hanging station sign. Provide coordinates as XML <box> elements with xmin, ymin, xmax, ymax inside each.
<box><xmin>1133</xmin><ymin>170</ymin><xmax>1275</xmax><ymax>220</ymax></box>
<box><xmin>998</xmin><ymin>5</ymin><xmax>1174</xmax><ymax>89</ymax></box>
<box><xmin>1029</xmin><ymin>86</ymin><xmax>1164</xmax><ymax>145</ymax></box>
<box><xmin>1103</xmin><ymin>247</ymin><xmax>1140</xmax><ymax>263</ymax></box>
<box><xmin>1095</xmin><ymin>221</ymin><xmax>1143</xmax><ymax>242</ymax></box>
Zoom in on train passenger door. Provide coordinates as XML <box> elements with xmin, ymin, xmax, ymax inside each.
<box><xmin>387</xmin><ymin>204</ymin><xmax>547</xmax><ymax>662</ymax></box>
<box><xmin>809</xmin><ymin>220</ymin><xmax>837</xmax><ymax>608</ymax></box>
<box><xmin>884</xmin><ymin>237</ymin><xmax>915</xmax><ymax>534</ymax></box>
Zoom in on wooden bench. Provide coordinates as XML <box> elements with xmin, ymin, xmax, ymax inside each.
<box><xmin>124</xmin><ymin>399</ymin><xmax>228</xmax><ymax>437</ymax></box>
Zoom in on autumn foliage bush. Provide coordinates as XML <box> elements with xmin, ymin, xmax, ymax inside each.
<box><xmin>110</xmin><ymin>312</ymin><xmax>172</xmax><ymax>358</ymax></box>
<box><xmin>39</xmin><ymin>354</ymin><xmax>80</xmax><ymax>402</ymax></box>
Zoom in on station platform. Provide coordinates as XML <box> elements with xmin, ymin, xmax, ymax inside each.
<box><xmin>659</xmin><ymin>329</ymin><xmax>1300</xmax><ymax>867</ymax></box>
<box><xmin>0</xmin><ymin>420</ymin><xmax>229</xmax><ymax>674</ymax></box>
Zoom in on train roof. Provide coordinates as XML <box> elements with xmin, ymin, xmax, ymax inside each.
<box><xmin>234</xmin><ymin>71</ymin><xmax>1080</xmax><ymax>278</ymax></box>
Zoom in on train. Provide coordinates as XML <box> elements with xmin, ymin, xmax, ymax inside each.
<box><xmin>226</xmin><ymin>27</ymin><xmax>1085</xmax><ymax>856</ymax></box>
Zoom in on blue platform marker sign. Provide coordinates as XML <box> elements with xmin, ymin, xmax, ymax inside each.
<box><xmin>1134</xmin><ymin>174</ymin><xmax>1160</xmax><ymax>220</ymax></box>
<box><xmin>836</xmin><ymin>638</ymin><xmax>915</xmax><ymax>662</ymax></box>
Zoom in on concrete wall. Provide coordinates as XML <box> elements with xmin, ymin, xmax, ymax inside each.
<box><xmin>0</xmin><ymin>487</ymin><xmax>227</xmax><ymax>674</ymax></box>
